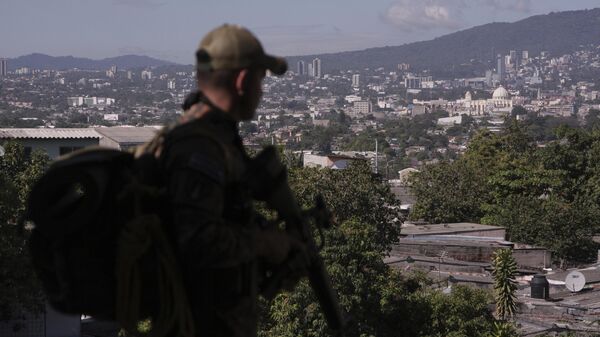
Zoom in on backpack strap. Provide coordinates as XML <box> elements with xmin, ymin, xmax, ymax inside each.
<box><xmin>159</xmin><ymin>122</ymin><xmax>235</xmax><ymax>181</ymax></box>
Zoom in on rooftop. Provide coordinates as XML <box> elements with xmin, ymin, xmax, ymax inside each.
<box><xmin>94</xmin><ymin>126</ymin><xmax>159</xmax><ymax>144</ymax></box>
<box><xmin>400</xmin><ymin>222</ymin><xmax>505</xmax><ymax>237</ymax></box>
<box><xmin>0</xmin><ymin>128</ymin><xmax>101</xmax><ymax>139</ymax></box>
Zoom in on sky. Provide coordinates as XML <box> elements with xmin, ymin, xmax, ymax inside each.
<box><xmin>2</xmin><ymin>0</ymin><xmax>599</xmax><ymax>64</ymax></box>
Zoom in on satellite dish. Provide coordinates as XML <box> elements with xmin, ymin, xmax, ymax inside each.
<box><xmin>565</xmin><ymin>271</ymin><xmax>586</xmax><ymax>292</ymax></box>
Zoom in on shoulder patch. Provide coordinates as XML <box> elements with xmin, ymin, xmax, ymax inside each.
<box><xmin>187</xmin><ymin>152</ymin><xmax>225</xmax><ymax>184</ymax></box>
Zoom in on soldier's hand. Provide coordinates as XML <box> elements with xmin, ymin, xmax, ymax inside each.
<box><xmin>256</xmin><ymin>230</ymin><xmax>308</xmax><ymax>266</ymax></box>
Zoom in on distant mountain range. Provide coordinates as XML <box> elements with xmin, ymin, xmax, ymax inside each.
<box><xmin>7</xmin><ymin>8</ymin><xmax>600</xmax><ymax>74</ymax></box>
<box><xmin>288</xmin><ymin>8</ymin><xmax>600</xmax><ymax>74</ymax></box>
<box><xmin>6</xmin><ymin>53</ymin><xmax>175</xmax><ymax>71</ymax></box>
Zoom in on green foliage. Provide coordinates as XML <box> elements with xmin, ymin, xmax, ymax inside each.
<box><xmin>423</xmin><ymin>285</ymin><xmax>494</xmax><ymax>337</ymax></box>
<box><xmin>489</xmin><ymin>321</ymin><xmax>519</xmax><ymax>337</ymax></box>
<box><xmin>288</xmin><ymin>161</ymin><xmax>401</xmax><ymax>251</ymax></box>
<box><xmin>410</xmin><ymin>122</ymin><xmax>600</xmax><ymax>264</ymax></box>
<box><xmin>261</xmin><ymin>161</ymin><xmax>496</xmax><ymax>336</ymax></box>
<box><xmin>409</xmin><ymin>160</ymin><xmax>486</xmax><ymax>223</ymax></box>
<box><xmin>491</xmin><ymin>249</ymin><xmax>518</xmax><ymax>320</ymax></box>
<box><xmin>0</xmin><ymin>141</ymin><xmax>49</xmax><ymax>321</ymax></box>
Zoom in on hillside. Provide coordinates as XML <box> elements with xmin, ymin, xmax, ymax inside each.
<box><xmin>7</xmin><ymin>53</ymin><xmax>175</xmax><ymax>71</ymax></box>
<box><xmin>287</xmin><ymin>8</ymin><xmax>600</xmax><ymax>73</ymax></box>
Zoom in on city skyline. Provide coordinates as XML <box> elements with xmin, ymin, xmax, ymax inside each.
<box><xmin>2</xmin><ymin>0</ymin><xmax>599</xmax><ymax>64</ymax></box>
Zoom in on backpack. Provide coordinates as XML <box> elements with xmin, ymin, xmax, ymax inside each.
<box><xmin>27</xmin><ymin>130</ymin><xmax>195</xmax><ymax>337</ymax></box>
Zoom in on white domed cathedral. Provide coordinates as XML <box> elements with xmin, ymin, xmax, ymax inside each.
<box><xmin>460</xmin><ymin>85</ymin><xmax>513</xmax><ymax>116</ymax></box>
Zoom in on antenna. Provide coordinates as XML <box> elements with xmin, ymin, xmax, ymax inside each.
<box><xmin>565</xmin><ymin>271</ymin><xmax>586</xmax><ymax>292</ymax></box>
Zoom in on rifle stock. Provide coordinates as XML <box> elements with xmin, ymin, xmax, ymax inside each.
<box><xmin>263</xmin><ymin>184</ymin><xmax>346</xmax><ymax>335</ymax></box>
<box><xmin>250</xmin><ymin>146</ymin><xmax>346</xmax><ymax>335</ymax></box>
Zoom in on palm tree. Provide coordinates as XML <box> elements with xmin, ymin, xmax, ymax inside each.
<box><xmin>491</xmin><ymin>248</ymin><xmax>518</xmax><ymax>320</ymax></box>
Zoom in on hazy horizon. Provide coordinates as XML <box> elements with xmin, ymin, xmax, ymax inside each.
<box><xmin>2</xmin><ymin>0</ymin><xmax>599</xmax><ymax>63</ymax></box>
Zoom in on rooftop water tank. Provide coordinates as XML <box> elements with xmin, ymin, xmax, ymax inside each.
<box><xmin>530</xmin><ymin>275</ymin><xmax>549</xmax><ymax>299</ymax></box>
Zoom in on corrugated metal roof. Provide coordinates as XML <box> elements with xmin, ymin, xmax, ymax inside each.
<box><xmin>0</xmin><ymin>128</ymin><xmax>101</xmax><ymax>139</ymax></box>
<box><xmin>94</xmin><ymin>127</ymin><xmax>160</xmax><ymax>144</ymax></box>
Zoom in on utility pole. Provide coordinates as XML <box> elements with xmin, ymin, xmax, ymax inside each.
<box><xmin>375</xmin><ymin>139</ymin><xmax>378</xmax><ymax>174</ymax></box>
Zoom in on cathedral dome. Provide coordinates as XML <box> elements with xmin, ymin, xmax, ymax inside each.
<box><xmin>492</xmin><ymin>86</ymin><xmax>510</xmax><ymax>99</ymax></box>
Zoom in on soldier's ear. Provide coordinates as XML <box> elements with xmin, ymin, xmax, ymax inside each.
<box><xmin>235</xmin><ymin>69</ymin><xmax>249</xmax><ymax>96</ymax></box>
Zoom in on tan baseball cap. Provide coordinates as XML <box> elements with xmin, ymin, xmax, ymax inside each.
<box><xmin>196</xmin><ymin>24</ymin><xmax>288</xmax><ymax>75</ymax></box>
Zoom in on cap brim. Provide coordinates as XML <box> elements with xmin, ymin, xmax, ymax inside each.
<box><xmin>261</xmin><ymin>55</ymin><xmax>287</xmax><ymax>75</ymax></box>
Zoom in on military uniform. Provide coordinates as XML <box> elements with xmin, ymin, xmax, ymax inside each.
<box><xmin>161</xmin><ymin>101</ymin><xmax>258</xmax><ymax>337</ymax></box>
<box><xmin>159</xmin><ymin>23</ymin><xmax>290</xmax><ymax>337</ymax></box>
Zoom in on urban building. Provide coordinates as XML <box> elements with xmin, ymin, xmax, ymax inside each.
<box><xmin>0</xmin><ymin>128</ymin><xmax>101</xmax><ymax>158</ymax></box>
<box><xmin>297</xmin><ymin>60</ymin><xmax>305</xmax><ymax>76</ymax></box>
<box><xmin>353</xmin><ymin>100</ymin><xmax>372</xmax><ymax>116</ymax></box>
<box><xmin>0</xmin><ymin>127</ymin><xmax>158</xmax><ymax>158</ymax></box>
<box><xmin>352</xmin><ymin>74</ymin><xmax>360</xmax><ymax>88</ymax></box>
<box><xmin>312</xmin><ymin>58</ymin><xmax>321</xmax><ymax>78</ymax></box>
<box><xmin>141</xmin><ymin>69</ymin><xmax>152</xmax><ymax>80</ymax></box>
<box><xmin>0</xmin><ymin>58</ymin><xmax>7</xmax><ymax>77</ymax></box>
<box><xmin>397</xmin><ymin>63</ymin><xmax>410</xmax><ymax>71</ymax></box>
<box><xmin>497</xmin><ymin>54</ymin><xmax>505</xmax><ymax>81</ymax></box>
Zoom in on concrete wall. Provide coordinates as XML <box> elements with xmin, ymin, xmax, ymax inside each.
<box><xmin>393</xmin><ymin>240</ymin><xmax>551</xmax><ymax>269</ymax></box>
<box><xmin>513</xmin><ymin>248</ymin><xmax>552</xmax><ymax>269</ymax></box>
<box><xmin>392</xmin><ymin>241</ymin><xmax>506</xmax><ymax>263</ymax></box>
<box><xmin>2</xmin><ymin>139</ymin><xmax>100</xmax><ymax>159</ymax></box>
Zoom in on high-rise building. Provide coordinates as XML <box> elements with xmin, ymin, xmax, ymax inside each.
<box><xmin>497</xmin><ymin>54</ymin><xmax>505</xmax><ymax>81</ymax></box>
<box><xmin>312</xmin><ymin>58</ymin><xmax>321</xmax><ymax>78</ymax></box>
<box><xmin>127</xmin><ymin>71</ymin><xmax>133</xmax><ymax>80</ymax></box>
<box><xmin>0</xmin><ymin>59</ymin><xmax>7</xmax><ymax>77</ymax></box>
<box><xmin>485</xmin><ymin>70</ymin><xmax>493</xmax><ymax>87</ymax></box>
<box><xmin>167</xmin><ymin>79</ymin><xmax>176</xmax><ymax>90</ymax></box>
<box><xmin>297</xmin><ymin>60</ymin><xmax>305</xmax><ymax>76</ymax></box>
<box><xmin>509</xmin><ymin>50</ymin><xmax>517</xmax><ymax>64</ymax></box>
<box><xmin>352</xmin><ymin>74</ymin><xmax>360</xmax><ymax>88</ymax></box>
<box><xmin>522</xmin><ymin>50</ymin><xmax>529</xmax><ymax>61</ymax></box>
<box><xmin>141</xmin><ymin>69</ymin><xmax>152</xmax><ymax>80</ymax></box>
<box><xmin>307</xmin><ymin>63</ymin><xmax>313</xmax><ymax>77</ymax></box>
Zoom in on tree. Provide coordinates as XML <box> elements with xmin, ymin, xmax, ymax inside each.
<box><xmin>0</xmin><ymin>142</ymin><xmax>49</xmax><ymax>321</ymax></box>
<box><xmin>410</xmin><ymin>123</ymin><xmax>600</xmax><ymax>264</ymax></box>
<box><xmin>489</xmin><ymin>321</ymin><xmax>519</xmax><ymax>337</ymax></box>
<box><xmin>491</xmin><ymin>249</ymin><xmax>518</xmax><ymax>321</ymax></box>
<box><xmin>409</xmin><ymin>160</ymin><xmax>487</xmax><ymax>223</ymax></box>
<box><xmin>510</xmin><ymin>105</ymin><xmax>528</xmax><ymax>117</ymax></box>
<box><xmin>423</xmin><ymin>285</ymin><xmax>494</xmax><ymax>337</ymax></box>
<box><xmin>288</xmin><ymin>161</ymin><xmax>401</xmax><ymax>251</ymax></box>
<box><xmin>260</xmin><ymin>162</ymin><xmax>497</xmax><ymax>337</ymax></box>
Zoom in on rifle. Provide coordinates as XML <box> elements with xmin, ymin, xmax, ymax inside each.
<box><xmin>249</xmin><ymin>147</ymin><xmax>346</xmax><ymax>336</ymax></box>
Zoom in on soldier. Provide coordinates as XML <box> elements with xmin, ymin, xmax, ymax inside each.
<box><xmin>161</xmin><ymin>24</ymin><xmax>306</xmax><ymax>336</ymax></box>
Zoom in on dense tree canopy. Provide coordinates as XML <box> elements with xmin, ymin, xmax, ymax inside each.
<box><xmin>0</xmin><ymin>142</ymin><xmax>48</xmax><ymax>321</ymax></box>
<box><xmin>410</xmin><ymin>121</ymin><xmax>600</xmax><ymax>264</ymax></box>
<box><xmin>260</xmin><ymin>161</ymin><xmax>496</xmax><ymax>336</ymax></box>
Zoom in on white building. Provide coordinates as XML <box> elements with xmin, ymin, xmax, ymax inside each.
<box><xmin>353</xmin><ymin>100</ymin><xmax>372</xmax><ymax>116</ymax></box>
<box><xmin>437</xmin><ymin>115</ymin><xmax>463</xmax><ymax>126</ymax></box>
<box><xmin>141</xmin><ymin>70</ymin><xmax>152</xmax><ymax>80</ymax></box>
<box><xmin>352</xmin><ymin>74</ymin><xmax>360</xmax><ymax>88</ymax></box>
